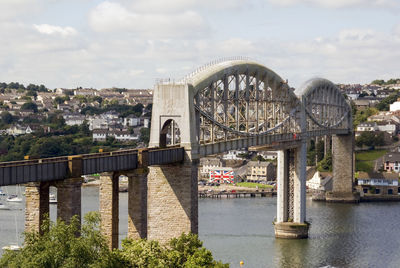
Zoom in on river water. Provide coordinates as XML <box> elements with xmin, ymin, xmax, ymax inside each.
<box><xmin>1</xmin><ymin>185</ymin><xmax>400</xmax><ymax>267</ymax></box>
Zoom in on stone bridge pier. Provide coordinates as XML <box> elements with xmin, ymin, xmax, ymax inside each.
<box><xmin>147</xmin><ymin>159</ymin><xmax>198</xmax><ymax>244</ymax></box>
<box><xmin>326</xmin><ymin>133</ymin><xmax>360</xmax><ymax>203</ymax></box>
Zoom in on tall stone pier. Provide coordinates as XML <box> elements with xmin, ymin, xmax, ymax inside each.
<box><xmin>127</xmin><ymin>168</ymin><xmax>148</xmax><ymax>240</ymax></box>
<box><xmin>274</xmin><ymin>142</ymin><xmax>309</xmax><ymax>239</ymax></box>
<box><xmin>99</xmin><ymin>172</ymin><xmax>119</xmax><ymax>249</ymax></box>
<box><xmin>25</xmin><ymin>182</ymin><xmax>49</xmax><ymax>234</ymax></box>
<box><xmin>147</xmin><ymin>160</ymin><xmax>198</xmax><ymax>244</ymax></box>
<box><xmin>326</xmin><ymin>133</ymin><xmax>360</xmax><ymax>203</ymax></box>
<box><xmin>56</xmin><ymin>177</ymin><xmax>83</xmax><ymax>223</ymax></box>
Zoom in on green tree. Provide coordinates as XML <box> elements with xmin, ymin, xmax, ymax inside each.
<box><xmin>1</xmin><ymin>111</ymin><xmax>14</xmax><ymax>124</ymax></box>
<box><xmin>21</xmin><ymin>102</ymin><xmax>38</xmax><ymax>113</ymax></box>
<box><xmin>376</xmin><ymin>93</ymin><xmax>399</xmax><ymax>111</ymax></box>
<box><xmin>371</xmin><ymin>79</ymin><xmax>385</xmax><ymax>85</ymax></box>
<box><xmin>317</xmin><ymin>152</ymin><xmax>332</xmax><ymax>172</ymax></box>
<box><xmin>0</xmin><ymin>212</ymin><xmax>112</xmax><ymax>268</ymax></box>
<box><xmin>140</xmin><ymin>128</ymin><xmax>150</xmax><ymax>145</ymax></box>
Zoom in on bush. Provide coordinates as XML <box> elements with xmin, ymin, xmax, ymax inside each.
<box><xmin>0</xmin><ymin>214</ymin><xmax>228</xmax><ymax>268</ymax></box>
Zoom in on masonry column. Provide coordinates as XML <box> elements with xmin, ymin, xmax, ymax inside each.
<box><xmin>326</xmin><ymin>133</ymin><xmax>360</xmax><ymax>203</ymax></box>
<box><xmin>127</xmin><ymin>168</ymin><xmax>147</xmax><ymax>240</ymax></box>
<box><xmin>25</xmin><ymin>182</ymin><xmax>49</xmax><ymax>234</ymax></box>
<box><xmin>99</xmin><ymin>172</ymin><xmax>119</xmax><ymax>249</ymax></box>
<box><xmin>57</xmin><ymin>177</ymin><xmax>83</xmax><ymax>223</ymax></box>
<box><xmin>147</xmin><ymin>159</ymin><xmax>198</xmax><ymax>244</ymax></box>
<box><xmin>274</xmin><ymin>144</ymin><xmax>309</xmax><ymax>239</ymax></box>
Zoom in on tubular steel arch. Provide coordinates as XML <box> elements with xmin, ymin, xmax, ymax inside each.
<box><xmin>295</xmin><ymin>78</ymin><xmax>352</xmax><ymax>135</ymax></box>
<box><xmin>188</xmin><ymin>59</ymin><xmax>301</xmax><ymax>145</ymax></box>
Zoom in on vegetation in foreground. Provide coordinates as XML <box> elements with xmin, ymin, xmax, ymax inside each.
<box><xmin>0</xmin><ymin>212</ymin><xmax>228</xmax><ymax>268</ymax></box>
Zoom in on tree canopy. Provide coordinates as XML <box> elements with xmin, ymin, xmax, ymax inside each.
<box><xmin>0</xmin><ymin>212</ymin><xmax>228</xmax><ymax>268</ymax></box>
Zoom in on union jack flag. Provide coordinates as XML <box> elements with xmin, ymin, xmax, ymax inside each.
<box><xmin>209</xmin><ymin>170</ymin><xmax>234</xmax><ymax>184</ymax></box>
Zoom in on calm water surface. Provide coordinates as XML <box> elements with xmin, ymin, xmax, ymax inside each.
<box><xmin>1</xmin><ymin>185</ymin><xmax>400</xmax><ymax>268</ymax></box>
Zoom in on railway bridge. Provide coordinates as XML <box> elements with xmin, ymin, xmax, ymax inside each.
<box><xmin>0</xmin><ymin>59</ymin><xmax>358</xmax><ymax>248</ymax></box>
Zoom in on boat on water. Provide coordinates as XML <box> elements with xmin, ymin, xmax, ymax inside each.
<box><xmin>0</xmin><ymin>188</ymin><xmax>5</xmax><ymax>196</ymax></box>
<box><xmin>2</xmin><ymin>245</ymin><xmax>21</xmax><ymax>251</ymax></box>
<box><xmin>49</xmin><ymin>193</ymin><xmax>57</xmax><ymax>204</ymax></box>
<box><xmin>6</xmin><ymin>194</ymin><xmax>22</xmax><ymax>203</ymax></box>
<box><xmin>0</xmin><ymin>202</ymin><xmax>10</xmax><ymax>210</ymax></box>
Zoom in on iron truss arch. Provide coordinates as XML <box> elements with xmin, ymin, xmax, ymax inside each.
<box><xmin>295</xmin><ymin>78</ymin><xmax>352</xmax><ymax>136</ymax></box>
<box><xmin>187</xmin><ymin>59</ymin><xmax>301</xmax><ymax>145</ymax></box>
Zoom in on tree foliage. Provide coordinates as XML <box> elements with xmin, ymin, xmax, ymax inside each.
<box><xmin>353</xmin><ymin>107</ymin><xmax>378</xmax><ymax>127</ymax></box>
<box><xmin>21</xmin><ymin>102</ymin><xmax>38</xmax><ymax>113</ymax></box>
<box><xmin>356</xmin><ymin>131</ymin><xmax>385</xmax><ymax>148</ymax></box>
<box><xmin>376</xmin><ymin>93</ymin><xmax>399</xmax><ymax>111</ymax></box>
<box><xmin>0</xmin><ymin>213</ymin><xmax>227</xmax><ymax>268</ymax></box>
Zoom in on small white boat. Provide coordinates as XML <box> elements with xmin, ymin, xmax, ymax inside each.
<box><xmin>0</xmin><ymin>202</ymin><xmax>10</xmax><ymax>210</ymax></box>
<box><xmin>2</xmin><ymin>244</ymin><xmax>21</xmax><ymax>251</ymax></box>
<box><xmin>6</xmin><ymin>194</ymin><xmax>22</xmax><ymax>203</ymax></box>
<box><xmin>49</xmin><ymin>194</ymin><xmax>57</xmax><ymax>204</ymax></box>
<box><xmin>0</xmin><ymin>188</ymin><xmax>6</xmax><ymax>196</ymax></box>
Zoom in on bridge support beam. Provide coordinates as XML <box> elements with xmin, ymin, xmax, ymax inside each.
<box><xmin>127</xmin><ymin>168</ymin><xmax>147</xmax><ymax>240</ymax></box>
<box><xmin>275</xmin><ymin>142</ymin><xmax>309</xmax><ymax>239</ymax></box>
<box><xmin>56</xmin><ymin>177</ymin><xmax>82</xmax><ymax>224</ymax></box>
<box><xmin>25</xmin><ymin>182</ymin><xmax>49</xmax><ymax>234</ymax></box>
<box><xmin>326</xmin><ymin>134</ymin><xmax>360</xmax><ymax>203</ymax></box>
<box><xmin>99</xmin><ymin>172</ymin><xmax>119</xmax><ymax>249</ymax></box>
<box><xmin>147</xmin><ymin>161</ymin><xmax>198</xmax><ymax>244</ymax></box>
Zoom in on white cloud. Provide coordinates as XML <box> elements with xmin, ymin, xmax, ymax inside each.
<box><xmin>34</xmin><ymin>24</ymin><xmax>77</xmax><ymax>37</ymax></box>
<box><xmin>88</xmin><ymin>1</ymin><xmax>208</xmax><ymax>38</ymax></box>
<box><xmin>267</xmin><ymin>0</ymin><xmax>399</xmax><ymax>8</ymax></box>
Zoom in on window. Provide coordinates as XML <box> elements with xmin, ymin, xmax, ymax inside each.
<box><xmin>363</xmin><ymin>188</ymin><xmax>368</xmax><ymax>193</ymax></box>
<box><xmin>388</xmin><ymin>189</ymin><xmax>393</xmax><ymax>195</ymax></box>
<box><xmin>375</xmin><ymin>188</ymin><xmax>380</xmax><ymax>194</ymax></box>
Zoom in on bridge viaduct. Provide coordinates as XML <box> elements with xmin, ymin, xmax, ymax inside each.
<box><xmin>0</xmin><ymin>59</ymin><xmax>358</xmax><ymax>248</ymax></box>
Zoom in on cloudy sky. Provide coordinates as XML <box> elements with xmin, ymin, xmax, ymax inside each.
<box><xmin>1</xmin><ymin>0</ymin><xmax>399</xmax><ymax>89</ymax></box>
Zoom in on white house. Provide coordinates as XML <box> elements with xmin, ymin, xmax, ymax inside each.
<box><xmin>63</xmin><ymin>114</ymin><xmax>86</xmax><ymax>126</ymax></box>
<box><xmin>223</xmin><ymin>150</ymin><xmax>247</xmax><ymax>160</ymax></box>
<box><xmin>123</xmin><ymin>115</ymin><xmax>141</xmax><ymax>127</ymax></box>
<box><xmin>306</xmin><ymin>171</ymin><xmax>333</xmax><ymax>191</ymax></box>
<box><xmin>6</xmin><ymin>125</ymin><xmax>33</xmax><ymax>136</ymax></box>
<box><xmin>356</xmin><ymin>122</ymin><xmax>378</xmax><ymax>132</ymax></box>
<box><xmin>390</xmin><ymin>100</ymin><xmax>400</xmax><ymax>112</ymax></box>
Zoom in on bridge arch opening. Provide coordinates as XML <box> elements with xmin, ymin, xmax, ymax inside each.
<box><xmin>160</xmin><ymin>119</ymin><xmax>181</xmax><ymax>148</ymax></box>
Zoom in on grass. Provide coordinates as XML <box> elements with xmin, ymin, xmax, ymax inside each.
<box><xmin>355</xmin><ymin>161</ymin><xmax>374</xmax><ymax>172</ymax></box>
<box><xmin>355</xmin><ymin>149</ymin><xmax>387</xmax><ymax>172</ymax></box>
<box><xmin>236</xmin><ymin>182</ymin><xmax>274</xmax><ymax>189</ymax></box>
<box><xmin>355</xmin><ymin>150</ymin><xmax>387</xmax><ymax>161</ymax></box>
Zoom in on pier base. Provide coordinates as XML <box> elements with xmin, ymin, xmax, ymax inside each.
<box><xmin>325</xmin><ymin>192</ymin><xmax>360</xmax><ymax>203</ymax></box>
<box><xmin>274</xmin><ymin>222</ymin><xmax>309</xmax><ymax>239</ymax></box>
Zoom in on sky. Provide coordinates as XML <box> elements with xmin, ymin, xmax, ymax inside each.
<box><xmin>0</xmin><ymin>0</ymin><xmax>399</xmax><ymax>89</ymax></box>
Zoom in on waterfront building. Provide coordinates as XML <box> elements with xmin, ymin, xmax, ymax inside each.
<box><xmin>246</xmin><ymin>161</ymin><xmax>276</xmax><ymax>182</ymax></box>
<box><xmin>356</xmin><ymin>172</ymin><xmax>399</xmax><ymax>195</ymax></box>
<box><xmin>199</xmin><ymin>157</ymin><xmax>222</xmax><ymax>180</ymax></box>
